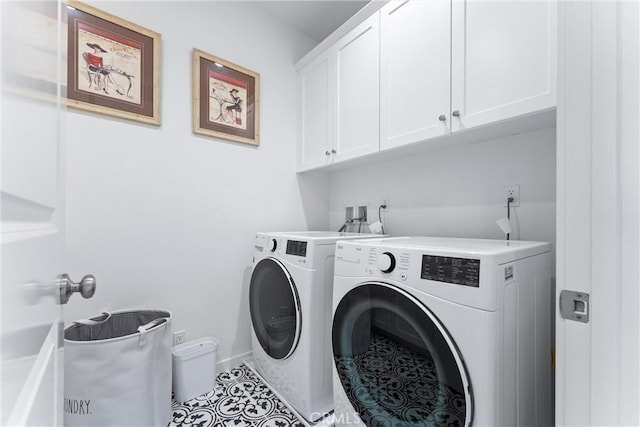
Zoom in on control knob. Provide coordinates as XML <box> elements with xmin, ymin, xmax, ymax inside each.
<box><xmin>376</xmin><ymin>252</ymin><xmax>396</xmax><ymax>273</ymax></box>
<box><xmin>268</xmin><ymin>239</ymin><xmax>277</xmax><ymax>252</ymax></box>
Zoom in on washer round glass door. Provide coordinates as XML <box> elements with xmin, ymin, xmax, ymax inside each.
<box><xmin>249</xmin><ymin>257</ymin><xmax>301</xmax><ymax>360</ymax></box>
<box><xmin>332</xmin><ymin>282</ymin><xmax>472</xmax><ymax>426</ymax></box>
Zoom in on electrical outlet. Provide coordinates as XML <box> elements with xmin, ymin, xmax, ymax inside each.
<box><xmin>504</xmin><ymin>185</ymin><xmax>520</xmax><ymax>207</ymax></box>
<box><xmin>173</xmin><ymin>330</ymin><xmax>186</xmax><ymax>346</ymax></box>
<box><xmin>357</xmin><ymin>205</ymin><xmax>368</xmax><ymax>222</ymax></box>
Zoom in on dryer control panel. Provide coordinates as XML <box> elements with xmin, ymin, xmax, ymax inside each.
<box><xmin>334</xmin><ymin>236</ymin><xmax>552</xmax><ymax>312</ymax></box>
<box><xmin>421</xmin><ymin>255</ymin><xmax>480</xmax><ymax>287</ymax></box>
<box><xmin>337</xmin><ymin>245</ymin><xmax>481</xmax><ymax>287</ymax></box>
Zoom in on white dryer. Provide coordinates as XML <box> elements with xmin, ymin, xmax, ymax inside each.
<box><xmin>249</xmin><ymin>231</ymin><xmax>378</xmax><ymax>423</ymax></box>
<box><xmin>331</xmin><ymin>236</ymin><xmax>553</xmax><ymax>427</ymax></box>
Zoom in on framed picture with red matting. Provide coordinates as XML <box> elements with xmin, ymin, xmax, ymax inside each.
<box><xmin>67</xmin><ymin>1</ymin><xmax>160</xmax><ymax>125</ymax></box>
<box><xmin>193</xmin><ymin>48</ymin><xmax>260</xmax><ymax>146</ymax></box>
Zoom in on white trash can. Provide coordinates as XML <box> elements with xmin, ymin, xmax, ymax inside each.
<box><xmin>172</xmin><ymin>337</ymin><xmax>220</xmax><ymax>402</ymax></box>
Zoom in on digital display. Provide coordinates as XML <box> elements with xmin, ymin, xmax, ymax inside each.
<box><xmin>421</xmin><ymin>255</ymin><xmax>480</xmax><ymax>287</ymax></box>
<box><xmin>286</xmin><ymin>240</ymin><xmax>307</xmax><ymax>257</ymax></box>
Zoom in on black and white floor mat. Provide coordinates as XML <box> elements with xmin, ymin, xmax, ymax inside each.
<box><xmin>169</xmin><ymin>364</ymin><xmax>304</xmax><ymax>427</ymax></box>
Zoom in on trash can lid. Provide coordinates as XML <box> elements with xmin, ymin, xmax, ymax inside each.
<box><xmin>172</xmin><ymin>337</ymin><xmax>219</xmax><ymax>360</ymax></box>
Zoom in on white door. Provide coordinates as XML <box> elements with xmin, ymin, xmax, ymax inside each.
<box><xmin>380</xmin><ymin>0</ymin><xmax>450</xmax><ymax>150</ymax></box>
<box><xmin>1</xmin><ymin>1</ymin><xmax>74</xmax><ymax>425</ymax></box>
<box><xmin>450</xmin><ymin>0</ymin><xmax>557</xmax><ymax>132</ymax></box>
<box><xmin>556</xmin><ymin>0</ymin><xmax>639</xmax><ymax>425</ymax></box>
<box><xmin>334</xmin><ymin>13</ymin><xmax>380</xmax><ymax>164</ymax></box>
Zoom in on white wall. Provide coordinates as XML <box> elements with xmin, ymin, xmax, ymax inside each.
<box><xmin>329</xmin><ymin>127</ymin><xmax>557</xmax><ymax>262</ymax></box>
<box><xmin>64</xmin><ymin>1</ymin><xmax>324</xmax><ymax>367</ymax></box>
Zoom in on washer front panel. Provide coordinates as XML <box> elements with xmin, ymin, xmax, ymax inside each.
<box><xmin>249</xmin><ymin>258</ymin><xmax>301</xmax><ymax>360</ymax></box>
<box><xmin>332</xmin><ymin>282</ymin><xmax>473</xmax><ymax>427</ymax></box>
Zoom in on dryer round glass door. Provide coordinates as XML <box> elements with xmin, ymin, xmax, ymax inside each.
<box><xmin>249</xmin><ymin>258</ymin><xmax>301</xmax><ymax>360</ymax></box>
<box><xmin>332</xmin><ymin>282</ymin><xmax>472</xmax><ymax>426</ymax></box>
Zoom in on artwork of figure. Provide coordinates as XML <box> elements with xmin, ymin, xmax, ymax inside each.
<box><xmin>226</xmin><ymin>88</ymin><xmax>243</xmax><ymax>125</ymax></box>
<box><xmin>208</xmin><ymin>71</ymin><xmax>248</xmax><ymax>130</ymax></box>
<box><xmin>67</xmin><ymin>2</ymin><xmax>160</xmax><ymax>125</ymax></box>
<box><xmin>76</xmin><ymin>28</ymin><xmax>142</xmax><ymax>104</ymax></box>
<box><xmin>83</xmin><ymin>43</ymin><xmax>125</xmax><ymax>96</ymax></box>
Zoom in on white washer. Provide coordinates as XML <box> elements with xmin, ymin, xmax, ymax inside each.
<box><xmin>331</xmin><ymin>236</ymin><xmax>553</xmax><ymax>427</ymax></box>
<box><xmin>250</xmin><ymin>231</ymin><xmax>378</xmax><ymax>423</ymax></box>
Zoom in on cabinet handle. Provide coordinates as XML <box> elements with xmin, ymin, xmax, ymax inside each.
<box><xmin>331</xmin><ymin>149</ymin><xmax>337</xmax><ymax>154</ymax></box>
<box><xmin>452</xmin><ymin>110</ymin><xmax>460</xmax><ymax>117</ymax></box>
<box><xmin>438</xmin><ymin>114</ymin><xmax>447</xmax><ymax>122</ymax></box>
<box><xmin>325</xmin><ymin>150</ymin><xmax>331</xmax><ymax>156</ymax></box>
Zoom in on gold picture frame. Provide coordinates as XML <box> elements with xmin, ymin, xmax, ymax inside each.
<box><xmin>66</xmin><ymin>1</ymin><xmax>161</xmax><ymax>125</ymax></box>
<box><xmin>193</xmin><ymin>48</ymin><xmax>260</xmax><ymax>146</ymax></box>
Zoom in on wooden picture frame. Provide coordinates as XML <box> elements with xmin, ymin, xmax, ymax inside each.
<box><xmin>193</xmin><ymin>48</ymin><xmax>260</xmax><ymax>146</ymax></box>
<box><xmin>66</xmin><ymin>1</ymin><xmax>161</xmax><ymax>125</ymax></box>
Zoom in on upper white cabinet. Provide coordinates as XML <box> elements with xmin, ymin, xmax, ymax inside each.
<box><xmin>380</xmin><ymin>0</ymin><xmax>451</xmax><ymax>150</ymax></box>
<box><xmin>298</xmin><ymin>51</ymin><xmax>333</xmax><ymax>171</ymax></box>
<box><xmin>334</xmin><ymin>14</ymin><xmax>380</xmax><ymax>163</ymax></box>
<box><xmin>450</xmin><ymin>0</ymin><xmax>557</xmax><ymax>131</ymax></box>
<box><xmin>297</xmin><ymin>0</ymin><xmax>557</xmax><ymax>171</ymax></box>
<box><xmin>298</xmin><ymin>14</ymin><xmax>380</xmax><ymax>172</ymax></box>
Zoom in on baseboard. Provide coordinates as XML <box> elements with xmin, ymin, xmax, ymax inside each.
<box><xmin>217</xmin><ymin>350</ymin><xmax>252</xmax><ymax>373</ymax></box>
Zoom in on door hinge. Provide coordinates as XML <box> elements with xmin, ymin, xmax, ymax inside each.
<box><xmin>559</xmin><ymin>290</ymin><xmax>590</xmax><ymax>323</ymax></box>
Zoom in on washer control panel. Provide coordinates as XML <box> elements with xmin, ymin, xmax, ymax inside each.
<box><xmin>286</xmin><ymin>240</ymin><xmax>307</xmax><ymax>257</ymax></box>
<box><xmin>254</xmin><ymin>234</ymin><xmax>308</xmax><ymax>264</ymax></box>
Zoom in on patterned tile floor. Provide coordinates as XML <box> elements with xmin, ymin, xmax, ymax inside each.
<box><xmin>170</xmin><ymin>333</ymin><xmax>465</xmax><ymax>427</ymax></box>
<box><xmin>334</xmin><ymin>332</ymin><xmax>466</xmax><ymax>426</ymax></box>
<box><xmin>169</xmin><ymin>364</ymin><xmax>305</xmax><ymax>427</ymax></box>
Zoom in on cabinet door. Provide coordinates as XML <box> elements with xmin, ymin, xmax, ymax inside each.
<box><xmin>380</xmin><ymin>0</ymin><xmax>451</xmax><ymax>150</ymax></box>
<box><xmin>298</xmin><ymin>52</ymin><xmax>333</xmax><ymax>171</ymax></box>
<box><xmin>334</xmin><ymin>13</ymin><xmax>380</xmax><ymax>163</ymax></box>
<box><xmin>451</xmin><ymin>0</ymin><xmax>557</xmax><ymax>131</ymax></box>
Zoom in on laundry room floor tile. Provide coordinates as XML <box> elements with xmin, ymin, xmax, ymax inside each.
<box><xmin>169</xmin><ymin>363</ymin><xmax>305</xmax><ymax>427</ymax></box>
<box><xmin>334</xmin><ymin>331</ymin><xmax>466</xmax><ymax>426</ymax></box>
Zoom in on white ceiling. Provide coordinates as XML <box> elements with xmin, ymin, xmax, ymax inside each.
<box><xmin>254</xmin><ymin>1</ymin><xmax>369</xmax><ymax>42</ymax></box>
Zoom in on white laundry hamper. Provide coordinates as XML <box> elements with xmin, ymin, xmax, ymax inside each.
<box><xmin>64</xmin><ymin>309</ymin><xmax>172</xmax><ymax>427</ymax></box>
